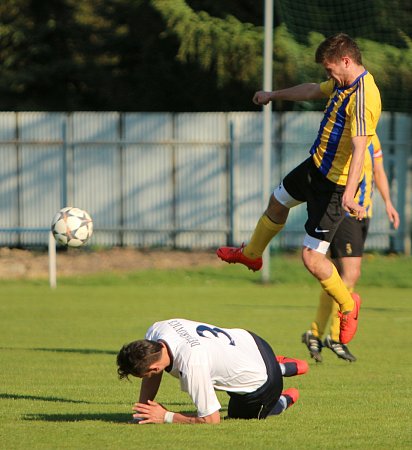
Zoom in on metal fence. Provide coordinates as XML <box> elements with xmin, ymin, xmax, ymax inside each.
<box><xmin>0</xmin><ymin>111</ymin><xmax>410</xmax><ymax>253</ymax></box>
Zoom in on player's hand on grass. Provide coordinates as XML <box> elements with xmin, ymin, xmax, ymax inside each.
<box><xmin>132</xmin><ymin>400</ymin><xmax>168</xmax><ymax>424</ymax></box>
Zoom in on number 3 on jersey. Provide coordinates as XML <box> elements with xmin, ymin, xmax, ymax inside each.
<box><xmin>196</xmin><ymin>325</ymin><xmax>236</xmax><ymax>346</ymax></box>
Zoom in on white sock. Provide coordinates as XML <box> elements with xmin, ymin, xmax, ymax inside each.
<box><xmin>268</xmin><ymin>395</ymin><xmax>287</xmax><ymax>416</ymax></box>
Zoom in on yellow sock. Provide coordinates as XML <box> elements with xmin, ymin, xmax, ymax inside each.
<box><xmin>243</xmin><ymin>215</ymin><xmax>284</xmax><ymax>259</ymax></box>
<box><xmin>330</xmin><ymin>286</ymin><xmax>353</xmax><ymax>340</ymax></box>
<box><xmin>319</xmin><ymin>265</ymin><xmax>354</xmax><ymax>313</ymax></box>
<box><xmin>329</xmin><ymin>302</ymin><xmax>340</xmax><ymax>341</ymax></box>
<box><xmin>312</xmin><ymin>290</ymin><xmax>334</xmax><ymax>339</ymax></box>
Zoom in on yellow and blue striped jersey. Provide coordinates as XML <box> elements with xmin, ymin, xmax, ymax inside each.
<box><xmin>353</xmin><ymin>134</ymin><xmax>382</xmax><ymax>218</ymax></box>
<box><xmin>310</xmin><ymin>71</ymin><xmax>381</xmax><ymax>185</ymax></box>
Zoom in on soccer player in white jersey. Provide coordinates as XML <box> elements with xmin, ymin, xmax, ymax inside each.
<box><xmin>117</xmin><ymin>318</ymin><xmax>308</xmax><ymax>424</ymax></box>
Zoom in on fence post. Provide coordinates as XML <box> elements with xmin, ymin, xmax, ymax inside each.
<box><xmin>261</xmin><ymin>0</ymin><xmax>273</xmax><ymax>283</ymax></box>
<box><xmin>48</xmin><ymin>231</ymin><xmax>57</xmax><ymax>288</ymax></box>
<box><xmin>228</xmin><ymin>121</ymin><xmax>235</xmax><ymax>246</ymax></box>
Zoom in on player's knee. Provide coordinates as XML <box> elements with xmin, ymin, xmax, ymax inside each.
<box><xmin>265</xmin><ymin>194</ymin><xmax>289</xmax><ymax>223</ymax></box>
<box><xmin>346</xmin><ymin>266</ymin><xmax>361</xmax><ymax>287</ymax></box>
<box><xmin>301</xmin><ymin>247</ymin><xmax>316</xmax><ymax>273</ymax></box>
<box><xmin>301</xmin><ymin>247</ymin><xmax>328</xmax><ymax>279</ymax></box>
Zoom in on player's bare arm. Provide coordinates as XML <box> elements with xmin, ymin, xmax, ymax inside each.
<box><xmin>253</xmin><ymin>83</ymin><xmax>326</xmax><ymax>105</ymax></box>
<box><xmin>373</xmin><ymin>159</ymin><xmax>400</xmax><ymax>229</ymax></box>
<box><xmin>132</xmin><ymin>400</ymin><xmax>221</xmax><ymax>424</ymax></box>
<box><xmin>342</xmin><ymin>135</ymin><xmax>368</xmax><ymax>219</ymax></box>
<box><xmin>138</xmin><ymin>372</ymin><xmax>163</xmax><ymax>404</ymax></box>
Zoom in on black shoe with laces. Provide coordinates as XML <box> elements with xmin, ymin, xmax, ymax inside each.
<box><xmin>301</xmin><ymin>331</ymin><xmax>323</xmax><ymax>362</ymax></box>
<box><xmin>324</xmin><ymin>335</ymin><xmax>357</xmax><ymax>362</ymax></box>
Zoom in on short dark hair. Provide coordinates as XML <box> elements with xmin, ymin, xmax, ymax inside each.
<box><xmin>315</xmin><ymin>33</ymin><xmax>362</xmax><ymax>65</ymax></box>
<box><xmin>116</xmin><ymin>339</ymin><xmax>163</xmax><ymax>379</ymax></box>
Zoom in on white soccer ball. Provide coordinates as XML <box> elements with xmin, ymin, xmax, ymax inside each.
<box><xmin>51</xmin><ymin>207</ymin><xmax>93</xmax><ymax>247</ymax></box>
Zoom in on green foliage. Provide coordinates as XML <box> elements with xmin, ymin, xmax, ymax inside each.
<box><xmin>0</xmin><ymin>0</ymin><xmax>411</xmax><ymax>111</ymax></box>
<box><xmin>0</xmin><ymin>255</ymin><xmax>411</xmax><ymax>448</ymax></box>
<box><xmin>150</xmin><ymin>0</ymin><xmax>263</xmax><ymax>87</ymax></box>
<box><xmin>359</xmin><ymin>37</ymin><xmax>412</xmax><ymax>111</ymax></box>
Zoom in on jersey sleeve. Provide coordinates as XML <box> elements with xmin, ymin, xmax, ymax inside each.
<box><xmin>180</xmin><ymin>353</ymin><xmax>221</xmax><ymax>417</ymax></box>
<box><xmin>319</xmin><ymin>79</ymin><xmax>335</xmax><ymax>96</ymax></box>
<box><xmin>351</xmin><ymin>79</ymin><xmax>381</xmax><ymax>137</ymax></box>
<box><xmin>145</xmin><ymin>324</ymin><xmax>157</xmax><ymax>340</ymax></box>
<box><xmin>372</xmin><ymin>134</ymin><xmax>383</xmax><ymax>160</ymax></box>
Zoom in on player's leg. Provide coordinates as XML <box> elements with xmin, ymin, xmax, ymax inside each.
<box><xmin>302</xmin><ymin>248</ymin><xmax>355</xmax><ymax>311</ymax></box>
<box><xmin>268</xmin><ymin>388</ymin><xmax>299</xmax><ymax>415</ymax></box>
<box><xmin>216</xmin><ymin>195</ymin><xmax>288</xmax><ymax>271</ymax></box>
<box><xmin>243</xmin><ymin>193</ymin><xmax>288</xmax><ymax>259</ymax></box>
<box><xmin>227</xmin><ymin>333</ymin><xmax>284</xmax><ymax>420</ymax></box>
<box><xmin>303</xmin><ymin>247</ymin><xmax>361</xmax><ymax>344</ymax></box>
<box><xmin>276</xmin><ymin>355</ymin><xmax>309</xmax><ymax>377</ymax></box>
<box><xmin>329</xmin><ymin>255</ymin><xmax>362</xmax><ymax>341</ymax></box>
<box><xmin>312</xmin><ymin>289</ymin><xmax>335</xmax><ymax>339</ymax></box>
<box><xmin>324</xmin><ymin>217</ymin><xmax>369</xmax><ymax>359</ymax></box>
<box><xmin>301</xmin><ymin>171</ymin><xmax>360</xmax><ymax>344</ymax></box>
<box><xmin>216</xmin><ymin>158</ymin><xmax>309</xmax><ymax>270</ymax></box>
<box><xmin>325</xmin><ymin>257</ymin><xmax>361</xmax><ymax>362</ymax></box>
<box><xmin>301</xmin><ymin>288</ymin><xmax>333</xmax><ymax>362</ymax></box>
<box><xmin>302</xmin><ymin>215</ymin><xmax>362</xmax><ymax>362</ymax></box>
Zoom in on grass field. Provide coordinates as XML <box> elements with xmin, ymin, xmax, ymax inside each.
<box><xmin>1</xmin><ymin>253</ymin><xmax>411</xmax><ymax>449</ymax></box>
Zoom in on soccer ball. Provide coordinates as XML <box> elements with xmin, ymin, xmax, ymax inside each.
<box><xmin>51</xmin><ymin>207</ymin><xmax>93</xmax><ymax>247</ymax></box>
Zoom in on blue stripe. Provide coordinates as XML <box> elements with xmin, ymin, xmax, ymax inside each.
<box><xmin>368</xmin><ymin>140</ymin><xmax>375</xmax><ymax>194</ymax></box>
<box><xmin>358</xmin><ymin>175</ymin><xmax>366</xmax><ymax>206</ymax></box>
<box><xmin>318</xmin><ymin>95</ymin><xmax>350</xmax><ymax>176</ymax></box>
<box><xmin>310</xmin><ymin>94</ymin><xmax>338</xmax><ymax>156</ymax></box>
<box><xmin>358</xmin><ymin>142</ymin><xmax>375</xmax><ymax>209</ymax></box>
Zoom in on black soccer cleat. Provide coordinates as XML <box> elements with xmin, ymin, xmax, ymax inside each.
<box><xmin>301</xmin><ymin>331</ymin><xmax>323</xmax><ymax>362</ymax></box>
<box><xmin>324</xmin><ymin>335</ymin><xmax>357</xmax><ymax>362</ymax></box>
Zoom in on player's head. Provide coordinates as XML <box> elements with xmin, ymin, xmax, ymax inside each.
<box><xmin>315</xmin><ymin>33</ymin><xmax>363</xmax><ymax>66</ymax></box>
<box><xmin>117</xmin><ymin>339</ymin><xmax>163</xmax><ymax>379</ymax></box>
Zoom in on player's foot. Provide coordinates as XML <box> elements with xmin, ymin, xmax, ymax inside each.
<box><xmin>269</xmin><ymin>388</ymin><xmax>299</xmax><ymax>415</ymax></box>
<box><xmin>216</xmin><ymin>243</ymin><xmax>262</xmax><ymax>271</ymax></box>
<box><xmin>301</xmin><ymin>331</ymin><xmax>323</xmax><ymax>362</ymax></box>
<box><xmin>324</xmin><ymin>335</ymin><xmax>357</xmax><ymax>362</ymax></box>
<box><xmin>276</xmin><ymin>355</ymin><xmax>309</xmax><ymax>376</ymax></box>
<box><xmin>282</xmin><ymin>388</ymin><xmax>299</xmax><ymax>410</ymax></box>
<box><xmin>339</xmin><ymin>292</ymin><xmax>361</xmax><ymax>344</ymax></box>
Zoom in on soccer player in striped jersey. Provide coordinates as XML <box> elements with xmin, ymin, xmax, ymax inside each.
<box><xmin>117</xmin><ymin>318</ymin><xmax>308</xmax><ymax>424</ymax></box>
<box><xmin>302</xmin><ymin>134</ymin><xmax>399</xmax><ymax>362</ymax></box>
<box><xmin>217</xmin><ymin>33</ymin><xmax>382</xmax><ymax>345</ymax></box>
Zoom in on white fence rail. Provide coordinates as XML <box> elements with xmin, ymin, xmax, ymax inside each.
<box><xmin>0</xmin><ymin>111</ymin><xmax>410</xmax><ymax>253</ymax></box>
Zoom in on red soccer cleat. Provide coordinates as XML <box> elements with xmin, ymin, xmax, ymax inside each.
<box><xmin>339</xmin><ymin>292</ymin><xmax>361</xmax><ymax>344</ymax></box>
<box><xmin>276</xmin><ymin>355</ymin><xmax>309</xmax><ymax>377</ymax></box>
<box><xmin>216</xmin><ymin>243</ymin><xmax>262</xmax><ymax>271</ymax></box>
<box><xmin>282</xmin><ymin>388</ymin><xmax>299</xmax><ymax>410</ymax></box>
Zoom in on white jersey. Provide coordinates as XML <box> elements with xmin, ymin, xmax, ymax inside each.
<box><xmin>145</xmin><ymin>318</ymin><xmax>267</xmax><ymax>417</ymax></box>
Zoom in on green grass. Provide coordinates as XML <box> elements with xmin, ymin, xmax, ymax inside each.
<box><xmin>0</xmin><ymin>254</ymin><xmax>411</xmax><ymax>449</ymax></box>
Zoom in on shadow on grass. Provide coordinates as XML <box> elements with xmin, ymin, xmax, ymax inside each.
<box><xmin>23</xmin><ymin>412</ymin><xmax>131</xmax><ymax>423</ymax></box>
<box><xmin>31</xmin><ymin>348</ymin><xmax>117</xmax><ymax>355</ymax></box>
<box><xmin>24</xmin><ymin>410</ymin><xmax>219</xmax><ymax>423</ymax></box>
<box><xmin>1</xmin><ymin>393</ymin><xmax>91</xmax><ymax>404</ymax></box>
<box><xmin>226</xmin><ymin>303</ymin><xmax>314</xmax><ymax>310</ymax></box>
<box><xmin>0</xmin><ymin>347</ymin><xmax>117</xmax><ymax>355</ymax></box>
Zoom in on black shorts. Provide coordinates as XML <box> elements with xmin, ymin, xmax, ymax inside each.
<box><xmin>282</xmin><ymin>157</ymin><xmax>346</xmax><ymax>243</ymax></box>
<box><xmin>330</xmin><ymin>215</ymin><xmax>370</xmax><ymax>259</ymax></box>
<box><xmin>227</xmin><ymin>332</ymin><xmax>283</xmax><ymax>420</ymax></box>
